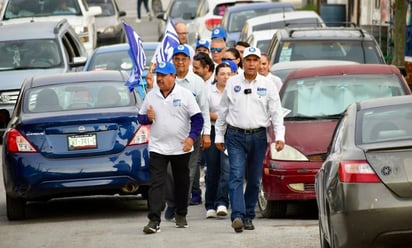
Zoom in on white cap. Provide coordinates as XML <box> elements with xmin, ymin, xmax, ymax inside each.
<box><xmin>243</xmin><ymin>47</ymin><xmax>261</xmax><ymax>59</ymax></box>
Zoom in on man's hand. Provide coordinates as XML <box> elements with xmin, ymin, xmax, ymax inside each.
<box><xmin>147</xmin><ymin>105</ymin><xmax>155</xmax><ymax>122</ymax></box>
<box><xmin>275</xmin><ymin>140</ymin><xmax>285</xmax><ymax>152</ymax></box>
<box><xmin>215</xmin><ymin>142</ymin><xmax>225</xmax><ymax>152</ymax></box>
<box><xmin>146</xmin><ymin>63</ymin><xmax>156</xmax><ymax>90</ymax></box>
<box><xmin>182</xmin><ymin>137</ymin><xmax>195</xmax><ymax>152</ymax></box>
<box><xmin>201</xmin><ymin>135</ymin><xmax>211</xmax><ymax>149</ymax></box>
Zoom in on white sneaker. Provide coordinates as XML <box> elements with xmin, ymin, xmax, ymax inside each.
<box><xmin>135</xmin><ymin>18</ymin><xmax>141</xmax><ymax>23</ymax></box>
<box><xmin>216</xmin><ymin>205</ymin><xmax>228</xmax><ymax>216</ymax></box>
<box><xmin>206</xmin><ymin>209</ymin><xmax>217</xmax><ymax>218</ymax></box>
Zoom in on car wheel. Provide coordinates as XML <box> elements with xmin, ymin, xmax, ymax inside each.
<box><xmin>119</xmin><ymin>32</ymin><xmax>126</xmax><ymax>43</ymax></box>
<box><xmin>258</xmin><ymin>185</ymin><xmax>287</xmax><ymax>218</ymax></box>
<box><xmin>6</xmin><ymin>195</ymin><xmax>26</xmax><ymax>220</ymax></box>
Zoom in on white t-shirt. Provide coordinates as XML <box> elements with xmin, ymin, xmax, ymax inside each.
<box><xmin>139</xmin><ymin>83</ymin><xmax>201</xmax><ymax>155</ymax></box>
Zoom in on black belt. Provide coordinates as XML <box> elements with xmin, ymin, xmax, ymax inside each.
<box><xmin>227</xmin><ymin>125</ymin><xmax>266</xmax><ymax>134</ymax></box>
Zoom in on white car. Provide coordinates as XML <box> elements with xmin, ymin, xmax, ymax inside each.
<box><xmin>191</xmin><ymin>0</ymin><xmax>269</xmax><ymax>41</ymax></box>
<box><xmin>0</xmin><ymin>0</ymin><xmax>102</xmax><ymax>55</ymax></box>
<box><xmin>239</xmin><ymin>10</ymin><xmax>325</xmax><ymax>42</ymax></box>
<box><xmin>246</xmin><ymin>29</ymin><xmax>277</xmax><ymax>53</ymax></box>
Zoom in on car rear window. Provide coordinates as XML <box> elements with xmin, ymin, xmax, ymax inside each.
<box><xmin>281</xmin><ymin>74</ymin><xmax>405</xmax><ymax>118</ymax></box>
<box><xmin>359</xmin><ymin>103</ymin><xmax>412</xmax><ymax>144</ymax></box>
<box><xmin>25</xmin><ymin>82</ymin><xmax>134</xmax><ymax>113</ymax></box>
<box><xmin>278</xmin><ymin>40</ymin><xmax>383</xmax><ymax>64</ymax></box>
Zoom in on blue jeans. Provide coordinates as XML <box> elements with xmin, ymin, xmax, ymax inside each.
<box><xmin>225</xmin><ymin>127</ymin><xmax>267</xmax><ymax>221</ymax></box>
<box><xmin>204</xmin><ymin>126</ymin><xmax>230</xmax><ymax>210</ymax></box>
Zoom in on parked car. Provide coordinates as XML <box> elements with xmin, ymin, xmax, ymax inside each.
<box><xmin>220</xmin><ymin>2</ymin><xmax>295</xmax><ymax>47</ymax></box>
<box><xmin>156</xmin><ymin>0</ymin><xmax>200</xmax><ymax>44</ymax></box>
<box><xmin>259</xmin><ymin>64</ymin><xmax>411</xmax><ymax>218</ymax></box>
<box><xmin>0</xmin><ymin>0</ymin><xmax>102</xmax><ymax>55</ymax></box>
<box><xmin>245</xmin><ymin>29</ymin><xmax>277</xmax><ymax>53</ymax></box>
<box><xmin>266</xmin><ymin>27</ymin><xmax>387</xmax><ymax>65</ymax></box>
<box><xmin>191</xmin><ymin>0</ymin><xmax>270</xmax><ymax>41</ymax></box>
<box><xmin>270</xmin><ymin>60</ymin><xmax>359</xmax><ymax>82</ymax></box>
<box><xmin>316</xmin><ymin>95</ymin><xmax>412</xmax><ymax>247</ymax></box>
<box><xmin>86</xmin><ymin>0</ymin><xmax>126</xmax><ymax>45</ymax></box>
<box><xmin>84</xmin><ymin>42</ymin><xmax>159</xmax><ymax>88</ymax></box>
<box><xmin>0</xmin><ymin>19</ymin><xmax>88</xmax><ymax>138</ymax></box>
<box><xmin>238</xmin><ymin>10</ymin><xmax>325</xmax><ymax>43</ymax></box>
<box><xmin>2</xmin><ymin>70</ymin><xmax>150</xmax><ymax>220</ymax></box>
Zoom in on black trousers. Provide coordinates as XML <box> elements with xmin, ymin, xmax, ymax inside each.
<box><xmin>147</xmin><ymin>151</ymin><xmax>191</xmax><ymax>223</ymax></box>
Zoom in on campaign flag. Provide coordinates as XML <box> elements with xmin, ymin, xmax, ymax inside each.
<box><xmin>122</xmin><ymin>21</ymin><xmax>146</xmax><ymax>94</ymax></box>
<box><xmin>151</xmin><ymin>19</ymin><xmax>179</xmax><ymax>64</ymax></box>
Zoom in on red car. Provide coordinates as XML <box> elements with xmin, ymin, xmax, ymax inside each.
<box><xmin>259</xmin><ymin>64</ymin><xmax>411</xmax><ymax>218</ymax></box>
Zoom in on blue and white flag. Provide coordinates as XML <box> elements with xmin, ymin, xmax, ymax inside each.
<box><xmin>122</xmin><ymin>21</ymin><xmax>146</xmax><ymax>94</ymax></box>
<box><xmin>151</xmin><ymin>19</ymin><xmax>179</xmax><ymax>64</ymax></box>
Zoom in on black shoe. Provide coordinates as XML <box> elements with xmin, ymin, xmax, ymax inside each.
<box><xmin>143</xmin><ymin>220</ymin><xmax>160</xmax><ymax>234</ymax></box>
<box><xmin>231</xmin><ymin>217</ymin><xmax>243</xmax><ymax>233</ymax></box>
<box><xmin>244</xmin><ymin>218</ymin><xmax>255</xmax><ymax>230</ymax></box>
<box><xmin>175</xmin><ymin>215</ymin><xmax>189</xmax><ymax>228</ymax></box>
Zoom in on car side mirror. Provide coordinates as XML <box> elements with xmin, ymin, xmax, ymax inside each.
<box><xmin>119</xmin><ymin>10</ymin><xmax>126</xmax><ymax>17</ymax></box>
<box><xmin>71</xmin><ymin>56</ymin><xmax>87</xmax><ymax>67</ymax></box>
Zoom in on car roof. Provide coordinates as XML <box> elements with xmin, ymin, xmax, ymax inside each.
<box><xmin>285</xmin><ymin>64</ymin><xmax>403</xmax><ymax>81</ymax></box>
<box><xmin>271</xmin><ymin>60</ymin><xmax>360</xmax><ymax>71</ymax></box>
<box><xmin>0</xmin><ymin>20</ymin><xmax>69</xmax><ymax>40</ymax></box>
<box><xmin>276</xmin><ymin>26</ymin><xmax>375</xmax><ymax>40</ymax></box>
<box><xmin>247</xmin><ymin>10</ymin><xmax>322</xmax><ymax>25</ymax></box>
<box><xmin>225</xmin><ymin>2</ymin><xmax>294</xmax><ymax>12</ymax></box>
<box><xmin>357</xmin><ymin>95</ymin><xmax>412</xmax><ymax>110</ymax></box>
<box><xmin>92</xmin><ymin>42</ymin><xmax>159</xmax><ymax>53</ymax></box>
<box><xmin>23</xmin><ymin>71</ymin><xmax>129</xmax><ymax>88</ymax></box>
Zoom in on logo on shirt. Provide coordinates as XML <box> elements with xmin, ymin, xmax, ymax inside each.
<box><xmin>234</xmin><ymin>85</ymin><xmax>241</xmax><ymax>93</ymax></box>
<box><xmin>173</xmin><ymin>98</ymin><xmax>182</xmax><ymax>107</ymax></box>
<box><xmin>257</xmin><ymin>87</ymin><xmax>267</xmax><ymax>96</ymax></box>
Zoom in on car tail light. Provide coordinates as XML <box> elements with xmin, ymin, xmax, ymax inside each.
<box><xmin>5</xmin><ymin>129</ymin><xmax>37</xmax><ymax>153</ymax></box>
<box><xmin>128</xmin><ymin>125</ymin><xmax>150</xmax><ymax>146</ymax></box>
<box><xmin>338</xmin><ymin>160</ymin><xmax>380</xmax><ymax>183</ymax></box>
<box><xmin>205</xmin><ymin>19</ymin><xmax>222</xmax><ymax>31</ymax></box>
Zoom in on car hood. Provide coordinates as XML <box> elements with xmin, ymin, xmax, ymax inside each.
<box><xmin>0</xmin><ymin>68</ymin><xmax>65</xmax><ymax>90</ymax></box>
<box><xmin>285</xmin><ymin>119</ymin><xmax>338</xmax><ymax>155</ymax></box>
<box><xmin>95</xmin><ymin>16</ymin><xmax>118</xmax><ymax>30</ymax></box>
<box><xmin>365</xmin><ymin>142</ymin><xmax>412</xmax><ymax>198</ymax></box>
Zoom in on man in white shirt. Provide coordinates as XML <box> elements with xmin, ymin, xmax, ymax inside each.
<box><xmin>214</xmin><ymin>47</ymin><xmax>285</xmax><ymax>233</ymax></box>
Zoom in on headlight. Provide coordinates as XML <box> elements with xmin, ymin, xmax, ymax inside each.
<box><xmin>270</xmin><ymin>143</ymin><xmax>308</xmax><ymax>161</ymax></box>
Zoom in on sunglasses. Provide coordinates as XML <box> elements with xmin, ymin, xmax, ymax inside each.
<box><xmin>210</xmin><ymin>47</ymin><xmax>223</xmax><ymax>53</ymax></box>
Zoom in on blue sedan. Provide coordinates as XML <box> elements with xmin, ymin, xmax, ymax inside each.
<box><xmin>2</xmin><ymin>70</ymin><xmax>150</xmax><ymax>220</ymax></box>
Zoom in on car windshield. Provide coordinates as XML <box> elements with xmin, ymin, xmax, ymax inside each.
<box><xmin>256</xmin><ymin>39</ymin><xmax>270</xmax><ymax>53</ymax></box>
<box><xmin>4</xmin><ymin>0</ymin><xmax>81</xmax><ymax>19</ymax></box>
<box><xmin>282</xmin><ymin>74</ymin><xmax>405</xmax><ymax>118</ymax></box>
<box><xmin>25</xmin><ymin>82</ymin><xmax>133</xmax><ymax>113</ymax></box>
<box><xmin>359</xmin><ymin>103</ymin><xmax>412</xmax><ymax>144</ymax></box>
<box><xmin>169</xmin><ymin>0</ymin><xmax>200</xmax><ymax>19</ymax></box>
<box><xmin>228</xmin><ymin>7</ymin><xmax>294</xmax><ymax>32</ymax></box>
<box><xmin>278</xmin><ymin>40</ymin><xmax>382</xmax><ymax>64</ymax></box>
<box><xmin>0</xmin><ymin>39</ymin><xmax>62</xmax><ymax>70</ymax></box>
<box><xmin>87</xmin><ymin>0</ymin><xmax>114</xmax><ymax>17</ymax></box>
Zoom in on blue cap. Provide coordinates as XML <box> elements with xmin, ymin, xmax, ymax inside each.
<box><xmin>155</xmin><ymin>61</ymin><xmax>176</xmax><ymax>75</ymax></box>
<box><xmin>196</xmin><ymin>39</ymin><xmax>210</xmax><ymax>50</ymax></box>
<box><xmin>222</xmin><ymin>60</ymin><xmax>238</xmax><ymax>73</ymax></box>
<box><xmin>211</xmin><ymin>27</ymin><xmax>227</xmax><ymax>40</ymax></box>
<box><xmin>173</xmin><ymin>44</ymin><xmax>190</xmax><ymax>57</ymax></box>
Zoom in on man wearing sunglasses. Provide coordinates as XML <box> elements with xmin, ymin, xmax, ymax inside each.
<box><xmin>210</xmin><ymin>26</ymin><xmax>227</xmax><ymax>66</ymax></box>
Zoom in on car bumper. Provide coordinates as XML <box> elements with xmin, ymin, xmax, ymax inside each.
<box><xmin>329</xmin><ymin>183</ymin><xmax>412</xmax><ymax>247</ymax></box>
<box><xmin>262</xmin><ymin>160</ymin><xmax>321</xmax><ymax>200</ymax></box>
<box><xmin>3</xmin><ymin>146</ymin><xmax>150</xmax><ymax>200</ymax></box>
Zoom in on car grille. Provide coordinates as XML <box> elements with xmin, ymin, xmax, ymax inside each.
<box><xmin>0</xmin><ymin>90</ymin><xmax>20</xmax><ymax>105</ymax></box>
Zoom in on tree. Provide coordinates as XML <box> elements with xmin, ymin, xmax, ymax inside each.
<box><xmin>392</xmin><ymin>0</ymin><xmax>407</xmax><ymax>66</ymax></box>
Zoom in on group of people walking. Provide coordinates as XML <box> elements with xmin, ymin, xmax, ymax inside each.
<box><xmin>137</xmin><ymin>23</ymin><xmax>285</xmax><ymax>234</ymax></box>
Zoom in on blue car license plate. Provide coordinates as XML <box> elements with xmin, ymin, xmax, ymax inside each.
<box><xmin>67</xmin><ymin>133</ymin><xmax>97</xmax><ymax>150</ymax></box>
